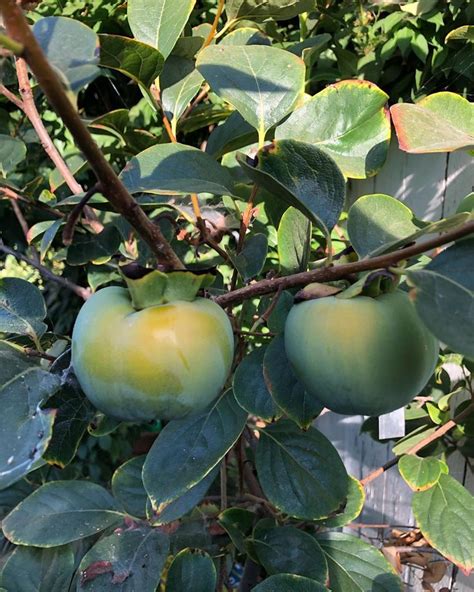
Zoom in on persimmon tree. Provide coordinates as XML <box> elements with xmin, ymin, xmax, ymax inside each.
<box><xmin>0</xmin><ymin>1</ymin><xmax>473</xmax><ymax>591</ymax></box>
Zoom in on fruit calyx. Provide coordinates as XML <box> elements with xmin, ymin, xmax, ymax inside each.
<box><xmin>120</xmin><ymin>263</ymin><xmax>215</xmax><ymax>309</ymax></box>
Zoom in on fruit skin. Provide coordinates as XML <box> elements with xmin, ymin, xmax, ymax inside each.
<box><xmin>284</xmin><ymin>290</ymin><xmax>438</xmax><ymax>416</ymax></box>
<box><xmin>72</xmin><ymin>287</ymin><xmax>234</xmax><ymax>422</ymax></box>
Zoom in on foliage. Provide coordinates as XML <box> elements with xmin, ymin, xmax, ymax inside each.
<box><xmin>0</xmin><ymin>0</ymin><xmax>473</xmax><ymax>591</ymax></box>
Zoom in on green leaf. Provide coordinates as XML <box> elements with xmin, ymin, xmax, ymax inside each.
<box><xmin>238</xmin><ymin>140</ymin><xmax>346</xmax><ymax>238</ymax></box>
<box><xmin>42</xmin><ymin>377</ymin><xmax>95</xmax><ymax>469</ymax></box>
<box><xmin>0</xmin><ymin>479</ymin><xmax>34</xmax><ymax>516</ymax></box>
<box><xmin>166</xmin><ymin>548</ymin><xmax>217</xmax><ymax>592</ymax></box>
<box><xmin>253</xmin><ymin>526</ymin><xmax>328</xmax><ymax>583</ymax></box>
<box><xmin>316</xmin><ymin>532</ymin><xmax>403</xmax><ymax>592</ymax></box>
<box><xmin>218</xmin><ymin>507</ymin><xmax>255</xmax><ymax>553</ymax></box>
<box><xmin>112</xmin><ymin>455</ymin><xmax>147</xmax><ymax>519</ymax></box>
<box><xmin>445</xmin><ymin>25</ymin><xmax>474</xmax><ymax>42</ymax></box>
<box><xmin>407</xmin><ymin>238</ymin><xmax>474</xmax><ymax>359</ymax></box>
<box><xmin>412</xmin><ymin>473</ymin><xmax>474</xmax><ymax>573</ymax></box>
<box><xmin>2</xmin><ymin>481</ymin><xmax>124</xmax><ymax>546</ymax></box>
<box><xmin>0</xmin><ymin>365</ymin><xmax>59</xmax><ymax>490</ymax></box>
<box><xmin>77</xmin><ymin>527</ymin><xmax>169</xmax><ymax>591</ymax></box>
<box><xmin>391</xmin><ymin>92</ymin><xmax>474</xmax><ymax>153</ymax></box>
<box><xmin>120</xmin><ymin>143</ymin><xmax>236</xmax><ymax>196</ymax></box>
<box><xmin>148</xmin><ymin>466</ymin><xmax>218</xmax><ymax>525</ymax></box>
<box><xmin>0</xmin><ymin>277</ymin><xmax>47</xmax><ymax>341</ymax></box>
<box><xmin>256</xmin><ymin>419</ymin><xmax>349</xmax><ymax>520</ymax></box>
<box><xmin>206</xmin><ymin>112</ymin><xmax>257</xmax><ymax>159</ymax></box>
<box><xmin>220</xmin><ymin>27</ymin><xmax>271</xmax><ymax>47</ymax></box>
<box><xmin>278</xmin><ymin>207</ymin><xmax>312</xmax><ymax>274</ymax></box>
<box><xmin>347</xmin><ymin>194</ymin><xmax>419</xmax><ymax>258</ymax></box>
<box><xmin>0</xmin><ymin>545</ymin><xmax>75</xmax><ymax>592</ymax></box>
<box><xmin>39</xmin><ymin>219</ymin><xmax>63</xmax><ymax>262</ymax></box>
<box><xmin>99</xmin><ymin>34</ymin><xmax>164</xmax><ymax>91</ymax></box>
<box><xmin>315</xmin><ymin>475</ymin><xmax>365</xmax><ymax>528</ymax></box>
<box><xmin>226</xmin><ymin>0</ymin><xmax>315</xmax><ymax>21</ymax></box>
<box><xmin>233</xmin><ymin>233</ymin><xmax>268</xmax><ymax>281</ymax></box>
<box><xmin>197</xmin><ymin>45</ymin><xmax>305</xmax><ymax>145</ymax></box>
<box><xmin>276</xmin><ymin>80</ymin><xmax>390</xmax><ymax>178</ymax></box>
<box><xmin>33</xmin><ymin>17</ymin><xmax>99</xmax><ymax>92</ymax></box>
<box><xmin>0</xmin><ymin>341</ymin><xmax>34</xmax><ymax>388</ymax></box>
<box><xmin>263</xmin><ymin>336</ymin><xmax>323</xmax><ymax>429</ymax></box>
<box><xmin>143</xmin><ymin>390</ymin><xmax>247</xmax><ymax>513</ymax></box>
<box><xmin>0</xmin><ymin>135</ymin><xmax>26</xmax><ymax>175</ymax></box>
<box><xmin>161</xmin><ymin>57</ymin><xmax>204</xmax><ymax>132</ymax></box>
<box><xmin>233</xmin><ymin>346</ymin><xmax>282</xmax><ymax>422</ymax></box>
<box><xmin>399</xmin><ymin>455</ymin><xmax>448</xmax><ymax>492</ymax></box>
<box><xmin>253</xmin><ymin>574</ymin><xmax>329</xmax><ymax>591</ymax></box>
<box><xmin>127</xmin><ymin>0</ymin><xmax>196</xmax><ymax>59</ymax></box>
<box><xmin>66</xmin><ymin>225</ymin><xmax>122</xmax><ymax>266</ymax></box>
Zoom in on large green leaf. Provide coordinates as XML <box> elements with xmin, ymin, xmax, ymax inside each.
<box><xmin>2</xmin><ymin>481</ymin><xmax>124</xmax><ymax>546</ymax></box>
<box><xmin>112</xmin><ymin>455</ymin><xmax>147</xmax><ymax>519</ymax></box>
<box><xmin>197</xmin><ymin>45</ymin><xmax>305</xmax><ymax>145</ymax></box>
<box><xmin>161</xmin><ymin>57</ymin><xmax>204</xmax><ymax>134</ymax></box>
<box><xmin>33</xmin><ymin>17</ymin><xmax>99</xmax><ymax>92</ymax></box>
<box><xmin>0</xmin><ymin>363</ymin><xmax>59</xmax><ymax>490</ymax></box>
<box><xmin>278</xmin><ymin>207</ymin><xmax>312</xmax><ymax>274</ymax></box>
<box><xmin>398</xmin><ymin>454</ymin><xmax>448</xmax><ymax>492</ymax></box>
<box><xmin>0</xmin><ymin>277</ymin><xmax>47</xmax><ymax>340</ymax></box>
<box><xmin>0</xmin><ymin>545</ymin><xmax>75</xmax><ymax>592</ymax></box>
<box><xmin>253</xmin><ymin>526</ymin><xmax>328</xmax><ymax>583</ymax></box>
<box><xmin>238</xmin><ymin>140</ymin><xmax>346</xmax><ymax>237</ymax></box>
<box><xmin>77</xmin><ymin>527</ymin><xmax>169</xmax><ymax>591</ymax></box>
<box><xmin>315</xmin><ymin>475</ymin><xmax>365</xmax><ymax>528</ymax></box>
<box><xmin>120</xmin><ymin>143</ymin><xmax>236</xmax><ymax>196</ymax></box>
<box><xmin>166</xmin><ymin>548</ymin><xmax>217</xmax><ymax>592</ymax></box>
<box><xmin>226</xmin><ymin>0</ymin><xmax>315</xmax><ymax>20</ymax></box>
<box><xmin>143</xmin><ymin>390</ymin><xmax>247</xmax><ymax>513</ymax></box>
<box><xmin>206</xmin><ymin>112</ymin><xmax>257</xmax><ymax>159</ymax></box>
<box><xmin>127</xmin><ymin>0</ymin><xmax>196</xmax><ymax>59</ymax></box>
<box><xmin>391</xmin><ymin>92</ymin><xmax>474</xmax><ymax>153</ymax></box>
<box><xmin>253</xmin><ymin>574</ymin><xmax>329</xmax><ymax>591</ymax></box>
<box><xmin>316</xmin><ymin>532</ymin><xmax>403</xmax><ymax>592</ymax></box>
<box><xmin>276</xmin><ymin>80</ymin><xmax>390</xmax><ymax>178</ymax></box>
<box><xmin>233</xmin><ymin>233</ymin><xmax>268</xmax><ymax>281</ymax></box>
<box><xmin>256</xmin><ymin>420</ymin><xmax>349</xmax><ymax>520</ymax></box>
<box><xmin>407</xmin><ymin>238</ymin><xmax>474</xmax><ymax>359</ymax></box>
<box><xmin>347</xmin><ymin>194</ymin><xmax>419</xmax><ymax>258</ymax></box>
<box><xmin>218</xmin><ymin>507</ymin><xmax>255</xmax><ymax>553</ymax></box>
<box><xmin>263</xmin><ymin>336</ymin><xmax>323</xmax><ymax>429</ymax></box>
<box><xmin>66</xmin><ymin>225</ymin><xmax>122</xmax><ymax>266</ymax></box>
<box><xmin>220</xmin><ymin>27</ymin><xmax>271</xmax><ymax>47</ymax></box>
<box><xmin>0</xmin><ymin>135</ymin><xmax>26</xmax><ymax>175</ymax></box>
<box><xmin>99</xmin><ymin>34</ymin><xmax>164</xmax><ymax>91</ymax></box>
<box><xmin>412</xmin><ymin>473</ymin><xmax>474</xmax><ymax>573</ymax></box>
<box><xmin>233</xmin><ymin>346</ymin><xmax>281</xmax><ymax>422</ymax></box>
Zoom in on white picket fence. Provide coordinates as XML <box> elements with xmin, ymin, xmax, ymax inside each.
<box><xmin>315</xmin><ymin>140</ymin><xmax>474</xmax><ymax>591</ymax></box>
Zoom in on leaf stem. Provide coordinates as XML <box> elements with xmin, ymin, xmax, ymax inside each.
<box><xmin>203</xmin><ymin>0</ymin><xmax>226</xmax><ymax>49</ymax></box>
<box><xmin>216</xmin><ymin>220</ymin><xmax>474</xmax><ymax>307</ymax></box>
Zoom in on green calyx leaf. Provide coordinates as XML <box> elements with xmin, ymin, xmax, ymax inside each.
<box><xmin>121</xmin><ymin>265</ymin><xmax>215</xmax><ymax>309</ymax></box>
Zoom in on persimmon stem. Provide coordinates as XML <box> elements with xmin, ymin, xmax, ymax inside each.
<box><xmin>0</xmin><ymin>0</ymin><xmax>183</xmax><ymax>270</ymax></box>
<box><xmin>216</xmin><ymin>220</ymin><xmax>474</xmax><ymax>307</ymax></box>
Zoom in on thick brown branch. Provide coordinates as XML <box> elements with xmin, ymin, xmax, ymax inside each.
<box><xmin>0</xmin><ymin>241</ymin><xmax>91</xmax><ymax>300</ymax></box>
<box><xmin>216</xmin><ymin>220</ymin><xmax>474</xmax><ymax>307</ymax></box>
<box><xmin>0</xmin><ymin>0</ymin><xmax>183</xmax><ymax>270</ymax></box>
<box><xmin>361</xmin><ymin>401</ymin><xmax>474</xmax><ymax>487</ymax></box>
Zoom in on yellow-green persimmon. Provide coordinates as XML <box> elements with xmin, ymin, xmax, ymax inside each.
<box><xmin>284</xmin><ymin>290</ymin><xmax>439</xmax><ymax>416</ymax></box>
<box><xmin>72</xmin><ymin>287</ymin><xmax>234</xmax><ymax>422</ymax></box>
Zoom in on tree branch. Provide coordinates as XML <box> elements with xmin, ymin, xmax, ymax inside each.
<box><xmin>361</xmin><ymin>402</ymin><xmax>474</xmax><ymax>487</ymax></box>
<box><xmin>216</xmin><ymin>220</ymin><xmax>474</xmax><ymax>307</ymax></box>
<box><xmin>0</xmin><ymin>82</ymin><xmax>23</xmax><ymax>109</ymax></box>
<box><xmin>0</xmin><ymin>0</ymin><xmax>183</xmax><ymax>270</ymax></box>
<box><xmin>0</xmin><ymin>241</ymin><xmax>91</xmax><ymax>300</ymax></box>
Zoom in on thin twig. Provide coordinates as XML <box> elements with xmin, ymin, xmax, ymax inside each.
<box><xmin>62</xmin><ymin>183</ymin><xmax>102</xmax><ymax>246</ymax></box>
<box><xmin>203</xmin><ymin>0</ymin><xmax>225</xmax><ymax>49</ymax></box>
<box><xmin>0</xmin><ymin>1</ymin><xmax>183</xmax><ymax>270</ymax></box>
<box><xmin>0</xmin><ymin>241</ymin><xmax>90</xmax><ymax>300</ymax></box>
<box><xmin>361</xmin><ymin>402</ymin><xmax>474</xmax><ymax>487</ymax></box>
<box><xmin>9</xmin><ymin>197</ymin><xmax>29</xmax><ymax>241</ymax></box>
<box><xmin>1</xmin><ymin>185</ymin><xmax>64</xmax><ymax>218</ymax></box>
<box><xmin>216</xmin><ymin>220</ymin><xmax>474</xmax><ymax>307</ymax></box>
<box><xmin>0</xmin><ymin>82</ymin><xmax>23</xmax><ymax>109</ymax></box>
<box><xmin>181</xmin><ymin>84</ymin><xmax>210</xmax><ymax>119</ymax></box>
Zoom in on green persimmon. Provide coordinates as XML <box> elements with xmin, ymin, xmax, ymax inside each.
<box><xmin>72</xmin><ymin>287</ymin><xmax>234</xmax><ymax>422</ymax></box>
<box><xmin>284</xmin><ymin>290</ymin><xmax>438</xmax><ymax>416</ymax></box>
